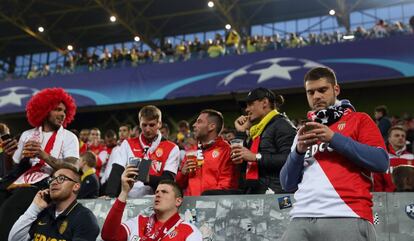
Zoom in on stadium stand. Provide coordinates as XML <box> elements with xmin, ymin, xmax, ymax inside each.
<box><xmin>0</xmin><ymin>0</ymin><xmax>414</xmax><ymax>240</ymax></box>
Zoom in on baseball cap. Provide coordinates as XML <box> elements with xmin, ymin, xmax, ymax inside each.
<box><xmin>245</xmin><ymin>87</ymin><xmax>276</xmax><ymax>103</ymax></box>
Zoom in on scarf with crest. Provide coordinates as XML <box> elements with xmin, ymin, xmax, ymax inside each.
<box><xmin>307</xmin><ymin>99</ymin><xmax>355</xmax><ymax>126</ymax></box>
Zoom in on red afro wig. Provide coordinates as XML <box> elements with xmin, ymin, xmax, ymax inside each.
<box><xmin>26</xmin><ymin>88</ymin><xmax>77</xmax><ymax>128</ymax></box>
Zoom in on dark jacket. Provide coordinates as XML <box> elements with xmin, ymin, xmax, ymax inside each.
<box><xmin>238</xmin><ymin>113</ymin><xmax>296</xmax><ymax>194</ymax></box>
<box><xmin>377</xmin><ymin>116</ymin><xmax>391</xmax><ymax>140</ymax></box>
<box><xmin>78</xmin><ymin>173</ymin><xmax>99</xmax><ymax>199</ymax></box>
<box><xmin>29</xmin><ymin>201</ymin><xmax>99</xmax><ymax>241</ymax></box>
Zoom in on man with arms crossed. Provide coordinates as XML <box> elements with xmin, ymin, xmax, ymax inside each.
<box><xmin>280</xmin><ymin>67</ymin><xmax>389</xmax><ymax>241</ymax></box>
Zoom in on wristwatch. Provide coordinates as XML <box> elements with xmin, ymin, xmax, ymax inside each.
<box><xmin>255</xmin><ymin>153</ymin><xmax>262</xmax><ymax>162</ymax></box>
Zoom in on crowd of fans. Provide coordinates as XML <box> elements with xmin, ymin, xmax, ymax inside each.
<box><xmin>0</xmin><ymin>65</ymin><xmax>413</xmax><ymax>239</ymax></box>
<box><xmin>2</xmin><ymin>18</ymin><xmax>412</xmax><ymax>81</ymax></box>
<box><xmin>1</xmin><ymin>104</ymin><xmax>413</xmax><ymax>198</ymax></box>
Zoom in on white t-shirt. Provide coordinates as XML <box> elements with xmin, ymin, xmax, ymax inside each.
<box><xmin>12</xmin><ymin>126</ymin><xmax>79</xmax><ymax>176</ymax></box>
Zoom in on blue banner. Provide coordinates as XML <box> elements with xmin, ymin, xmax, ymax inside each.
<box><xmin>0</xmin><ymin>35</ymin><xmax>413</xmax><ymax>114</ymax></box>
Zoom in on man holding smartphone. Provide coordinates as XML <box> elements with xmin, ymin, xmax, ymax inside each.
<box><xmin>105</xmin><ymin>105</ymin><xmax>179</xmax><ymax>198</ymax></box>
<box><xmin>0</xmin><ymin>88</ymin><xmax>80</xmax><ymax>240</ymax></box>
<box><xmin>280</xmin><ymin>67</ymin><xmax>389</xmax><ymax>241</ymax></box>
<box><xmin>101</xmin><ymin>167</ymin><xmax>201</xmax><ymax>241</ymax></box>
<box><xmin>9</xmin><ymin>167</ymin><xmax>99</xmax><ymax>241</ymax></box>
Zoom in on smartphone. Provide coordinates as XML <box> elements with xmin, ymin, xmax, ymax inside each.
<box><xmin>137</xmin><ymin>159</ymin><xmax>152</xmax><ymax>183</ymax></box>
<box><xmin>44</xmin><ymin>193</ymin><xmax>52</xmax><ymax>203</ymax></box>
<box><xmin>127</xmin><ymin>157</ymin><xmax>141</xmax><ymax>168</ymax></box>
<box><xmin>127</xmin><ymin>157</ymin><xmax>141</xmax><ymax>181</ymax></box>
<box><xmin>1</xmin><ymin>134</ymin><xmax>12</xmax><ymax>141</ymax></box>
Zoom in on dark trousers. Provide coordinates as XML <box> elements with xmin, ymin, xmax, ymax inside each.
<box><xmin>0</xmin><ymin>186</ymin><xmax>39</xmax><ymax>241</ymax></box>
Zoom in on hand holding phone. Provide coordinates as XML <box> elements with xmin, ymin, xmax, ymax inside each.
<box><xmin>127</xmin><ymin>157</ymin><xmax>141</xmax><ymax>181</ymax></box>
<box><xmin>1</xmin><ymin>134</ymin><xmax>17</xmax><ymax>156</ymax></box>
<box><xmin>43</xmin><ymin>192</ymin><xmax>52</xmax><ymax>204</ymax></box>
<box><xmin>34</xmin><ymin>189</ymin><xmax>51</xmax><ymax>209</ymax></box>
<box><xmin>303</xmin><ymin>124</ymin><xmax>315</xmax><ymax>133</ymax></box>
<box><xmin>1</xmin><ymin>134</ymin><xmax>12</xmax><ymax>141</ymax></box>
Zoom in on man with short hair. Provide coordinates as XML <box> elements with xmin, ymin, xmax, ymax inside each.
<box><xmin>221</xmin><ymin>128</ymin><xmax>236</xmax><ymax>143</ymax></box>
<box><xmin>105</xmin><ymin>105</ymin><xmax>179</xmax><ymax>198</ymax></box>
<box><xmin>96</xmin><ymin>129</ymin><xmax>118</xmax><ymax>178</ymax></box>
<box><xmin>280</xmin><ymin>67</ymin><xmax>389</xmax><ymax>241</ymax></box>
<box><xmin>118</xmin><ymin>124</ymin><xmax>131</xmax><ymax>144</ymax></box>
<box><xmin>160</xmin><ymin>123</ymin><xmax>170</xmax><ymax>140</ymax></box>
<box><xmin>176</xmin><ymin>109</ymin><xmax>239</xmax><ymax>196</ymax></box>
<box><xmin>176</xmin><ymin>120</ymin><xmax>191</xmax><ymax>149</ymax></box>
<box><xmin>232</xmin><ymin>87</ymin><xmax>296</xmax><ymax>194</ymax></box>
<box><xmin>87</xmin><ymin>128</ymin><xmax>106</xmax><ymax>178</ymax></box>
<box><xmin>392</xmin><ymin>165</ymin><xmax>414</xmax><ymax>192</ymax></box>
<box><xmin>374</xmin><ymin>125</ymin><xmax>414</xmax><ymax>191</ymax></box>
<box><xmin>88</xmin><ymin>128</ymin><xmax>105</xmax><ymax>154</ymax></box>
<box><xmin>102</xmin><ymin>169</ymin><xmax>201</xmax><ymax>241</ymax></box>
<box><xmin>374</xmin><ymin>105</ymin><xmax>392</xmax><ymax>140</ymax></box>
<box><xmin>78</xmin><ymin>151</ymin><xmax>99</xmax><ymax>199</ymax></box>
<box><xmin>79</xmin><ymin>129</ymin><xmax>90</xmax><ymax>154</ymax></box>
<box><xmin>101</xmin><ymin>125</ymin><xmax>130</xmax><ymax>187</ymax></box>
<box><xmin>0</xmin><ymin>88</ymin><xmax>80</xmax><ymax>240</ymax></box>
<box><xmin>9</xmin><ymin>167</ymin><xmax>99</xmax><ymax>241</ymax></box>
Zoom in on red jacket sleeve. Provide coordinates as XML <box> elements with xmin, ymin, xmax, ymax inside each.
<box><xmin>216</xmin><ymin>144</ymin><xmax>239</xmax><ymax>190</ymax></box>
<box><xmin>101</xmin><ymin>199</ymin><xmax>128</xmax><ymax>241</ymax></box>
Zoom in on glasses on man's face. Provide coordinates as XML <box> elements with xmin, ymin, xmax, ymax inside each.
<box><xmin>47</xmin><ymin>175</ymin><xmax>78</xmax><ymax>185</ymax></box>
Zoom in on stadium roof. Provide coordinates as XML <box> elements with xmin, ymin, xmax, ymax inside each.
<box><xmin>0</xmin><ymin>0</ymin><xmax>406</xmax><ymax>58</ymax></box>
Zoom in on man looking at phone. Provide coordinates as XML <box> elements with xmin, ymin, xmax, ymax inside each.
<box><xmin>280</xmin><ymin>67</ymin><xmax>389</xmax><ymax>241</ymax></box>
<box><xmin>232</xmin><ymin>87</ymin><xmax>296</xmax><ymax>194</ymax></box>
<box><xmin>0</xmin><ymin>88</ymin><xmax>79</xmax><ymax>240</ymax></box>
<box><xmin>9</xmin><ymin>167</ymin><xmax>99</xmax><ymax>241</ymax></box>
<box><xmin>105</xmin><ymin>105</ymin><xmax>179</xmax><ymax>198</ymax></box>
<box><xmin>101</xmin><ymin>169</ymin><xmax>201</xmax><ymax>241</ymax></box>
<box><xmin>176</xmin><ymin>109</ymin><xmax>239</xmax><ymax>196</ymax></box>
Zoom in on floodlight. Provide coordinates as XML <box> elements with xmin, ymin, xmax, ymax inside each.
<box><xmin>343</xmin><ymin>35</ymin><xmax>355</xmax><ymax>40</ymax></box>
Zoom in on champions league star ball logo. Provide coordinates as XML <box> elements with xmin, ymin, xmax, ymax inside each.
<box><xmin>219</xmin><ymin>57</ymin><xmax>326</xmax><ymax>86</ymax></box>
<box><xmin>0</xmin><ymin>86</ymin><xmax>39</xmax><ymax>108</ymax></box>
<box><xmin>405</xmin><ymin>204</ymin><xmax>414</xmax><ymax>220</ymax></box>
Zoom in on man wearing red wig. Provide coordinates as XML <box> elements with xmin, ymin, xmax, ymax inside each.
<box><xmin>0</xmin><ymin>88</ymin><xmax>79</xmax><ymax>240</ymax></box>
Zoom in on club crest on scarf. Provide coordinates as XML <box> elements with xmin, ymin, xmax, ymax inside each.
<box><xmin>307</xmin><ymin>99</ymin><xmax>355</xmax><ymax>126</ymax></box>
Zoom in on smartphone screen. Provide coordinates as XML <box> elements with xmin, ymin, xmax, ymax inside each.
<box><xmin>127</xmin><ymin>157</ymin><xmax>141</xmax><ymax>167</ymax></box>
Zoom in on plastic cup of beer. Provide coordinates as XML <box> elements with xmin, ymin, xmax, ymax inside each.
<box><xmin>230</xmin><ymin>139</ymin><xmax>243</xmax><ymax>148</ymax></box>
<box><xmin>185</xmin><ymin>150</ymin><xmax>197</xmax><ymax>173</ymax></box>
